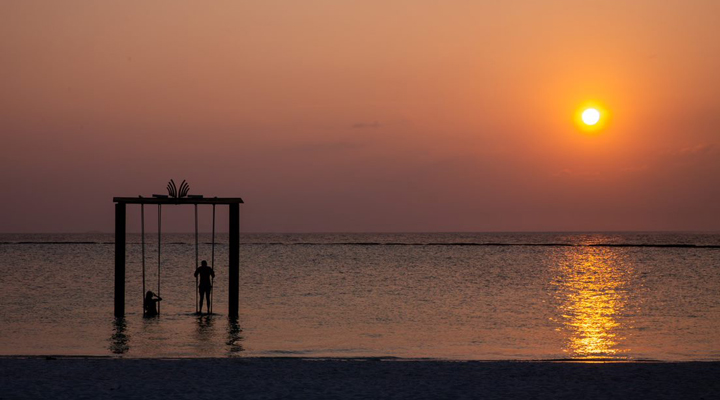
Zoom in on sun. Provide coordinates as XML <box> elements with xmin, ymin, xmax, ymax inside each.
<box><xmin>581</xmin><ymin>108</ymin><xmax>600</xmax><ymax>125</ymax></box>
<box><xmin>575</xmin><ymin>102</ymin><xmax>609</xmax><ymax>132</ymax></box>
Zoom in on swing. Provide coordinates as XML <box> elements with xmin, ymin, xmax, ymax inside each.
<box><xmin>194</xmin><ymin>204</ymin><xmax>217</xmax><ymax>314</ymax></box>
<box><xmin>140</xmin><ymin>203</ymin><xmax>217</xmax><ymax>315</ymax></box>
<box><xmin>114</xmin><ymin>182</ymin><xmax>242</xmax><ymax>319</ymax></box>
<box><xmin>140</xmin><ymin>204</ymin><xmax>162</xmax><ymax>316</ymax></box>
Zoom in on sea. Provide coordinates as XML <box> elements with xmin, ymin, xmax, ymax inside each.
<box><xmin>1</xmin><ymin>232</ymin><xmax>718</xmax><ymax>360</ymax></box>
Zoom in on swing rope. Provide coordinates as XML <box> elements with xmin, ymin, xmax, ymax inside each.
<box><xmin>210</xmin><ymin>204</ymin><xmax>216</xmax><ymax>314</ymax></box>
<box><xmin>141</xmin><ymin>204</ymin><xmax>146</xmax><ymax>315</ymax></box>
<box><xmin>194</xmin><ymin>204</ymin><xmax>199</xmax><ymax>314</ymax></box>
<box><xmin>157</xmin><ymin>204</ymin><xmax>161</xmax><ymax>315</ymax></box>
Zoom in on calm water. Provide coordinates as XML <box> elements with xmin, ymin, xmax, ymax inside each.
<box><xmin>0</xmin><ymin>233</ymin><xmax>719</xmax><ymax>360</ymax></box>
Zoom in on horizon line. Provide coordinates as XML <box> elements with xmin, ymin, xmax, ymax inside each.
<box><xmin>2</xmin><ymin>230</ymin><xmax>719</xmax><ymax>235</ymax></box>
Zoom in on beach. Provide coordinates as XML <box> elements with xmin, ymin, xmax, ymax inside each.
<box><xmin>1</xmin><ymin>358</ymin><xmax>719</xmax><ymax>399</ymax></box>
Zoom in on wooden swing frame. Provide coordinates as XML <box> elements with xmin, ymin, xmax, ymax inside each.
<box><xmin>113</xmin><ymin>196</ymin><xmax>243</xmax><ymax>318</ymax></box>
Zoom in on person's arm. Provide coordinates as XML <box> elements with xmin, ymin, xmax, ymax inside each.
<box><xmin>194</xmin><ymin>268</ymin><xmax>199</xmax><ymax>278</ymax></box>
<box><xmin>211</xmin><ymin>269</ymin><xmax>215</xmax><ymax>278</ymax></box>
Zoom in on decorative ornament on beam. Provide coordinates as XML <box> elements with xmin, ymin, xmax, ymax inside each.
<box><xmin>166</xmin><ymin>179</ymin><xmax>189</xmax><ymax>198</ymax></box>
<box><xmin>151</xmin><ymin>180</ymin><xmax>203</xmax><ymax>199</ymax></box>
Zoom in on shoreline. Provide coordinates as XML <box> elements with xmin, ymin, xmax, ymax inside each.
<box><xmin>2</xmin><ymin>358</ymin><xmax>718</xmax><ymax>399</ymax></box>
<box><xmin>2</xmin><ymin>354</ymin><xmax>716</xmax><ymax>362</ymax></box>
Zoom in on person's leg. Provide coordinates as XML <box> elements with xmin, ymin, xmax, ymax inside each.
<box><xmin>198</xmin><ymin>288</ymin><xmax>205</xmax><ymax>313</ymax></box>
<box><xmin>205</xmin><ymin>289</ymin><xmax>212</xmax><ymax>313</ymax></box>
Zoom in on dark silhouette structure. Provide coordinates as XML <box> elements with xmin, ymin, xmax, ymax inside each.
<box><xmin>113</xmin><ymin>184</ymin><xmax>243</xmax><ymax>318</ymax></box>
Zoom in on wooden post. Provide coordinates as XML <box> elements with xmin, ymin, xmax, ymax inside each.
<box><xmin>114</xmin><ymin>202</ymin><xmax>126</xmax><ymax>317</ymax></box>
<box><xmin>228</xmin><ymin>203</ymin><xmax>240</xmax><ymax>318</ymax></box>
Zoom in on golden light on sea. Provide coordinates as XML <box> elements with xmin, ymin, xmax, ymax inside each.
<box><xmin>554</xmin><ymin>248</ymin><xmax>630</xmax><ymax>359</ymax></box>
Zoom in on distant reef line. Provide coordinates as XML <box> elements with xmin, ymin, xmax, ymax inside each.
<box><xmin>1</xmin><ymin>241</ymin><xmax>719</xmax><ymax>249</ymax></box>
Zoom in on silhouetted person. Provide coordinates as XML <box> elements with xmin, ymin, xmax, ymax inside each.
<box><xmin>144</xmin><ymin>291</ymin><xmax>162</xmax><ymax>317</ymax></box>
<box><xmin>194</xmin><ymin>260</ymin><xmax>215</xmax><ymax>314</ymax></box>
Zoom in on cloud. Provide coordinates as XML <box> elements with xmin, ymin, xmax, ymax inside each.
<box><xmin>659</xmin><ymin>143</ymin><xmax>719</xmax><ymax>167</ymax></box>
<box><xmin>620</xmin><ymin>164</ymin><xmax>649</xmax><ymax>173</ymax></box>
<box><xmin>674</xmin><ymin>143</ymin><xmax>716</xmax><ymax>157</ymax></box>
<box><xmin>293</xmin><ymin>140</ymin><xmax>363</xmax><ymax>152</ymax></box>
<box><xmin>551</xmin><ymin>168</ymin><xmax>603</xmax><ymax>179</ymax></box>
<box><xmin>351</xmin><ymin>121</ymin><xmax>381</xmax><ymax>129</ymax></box>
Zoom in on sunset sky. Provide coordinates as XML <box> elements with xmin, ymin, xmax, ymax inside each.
<box><xmin>2</xmin><ymin>1</ymin><xmax>719</xmax><ymax>233</ymax></box>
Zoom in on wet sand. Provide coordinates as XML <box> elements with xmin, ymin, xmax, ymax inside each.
<box><xmin>1</xmin><ymin>358</ymin><xmax>719</xmax><ymax>399</ymax></box>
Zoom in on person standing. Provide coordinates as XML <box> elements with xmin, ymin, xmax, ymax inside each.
<box><xmin>194</xmin><ymin>260</ymin><xmax>215</xmax><ymax>314</ymax></box>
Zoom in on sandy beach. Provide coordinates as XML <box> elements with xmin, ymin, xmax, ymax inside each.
<box><xmin>1</xmin><ymin>358</ymin><xmax>718</xmax><ymax>399</ymax></box>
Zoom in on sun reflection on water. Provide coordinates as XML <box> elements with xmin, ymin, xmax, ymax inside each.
<box><xmin>554</xmin><ymin>248</ymin><xmax>631</xmax><ymax>359</ymax></box>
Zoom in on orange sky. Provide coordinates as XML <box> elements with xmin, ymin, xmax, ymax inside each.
<box><xmin>1</xmin><ymin>1</ymin><xmax>719</xmax><ymax>232</ymax></box>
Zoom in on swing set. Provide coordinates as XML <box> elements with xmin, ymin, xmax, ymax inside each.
<box><xmin>113</xmin><ymin>181</ymin><xmax>243</xmax><ymax>318</ymax></box>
